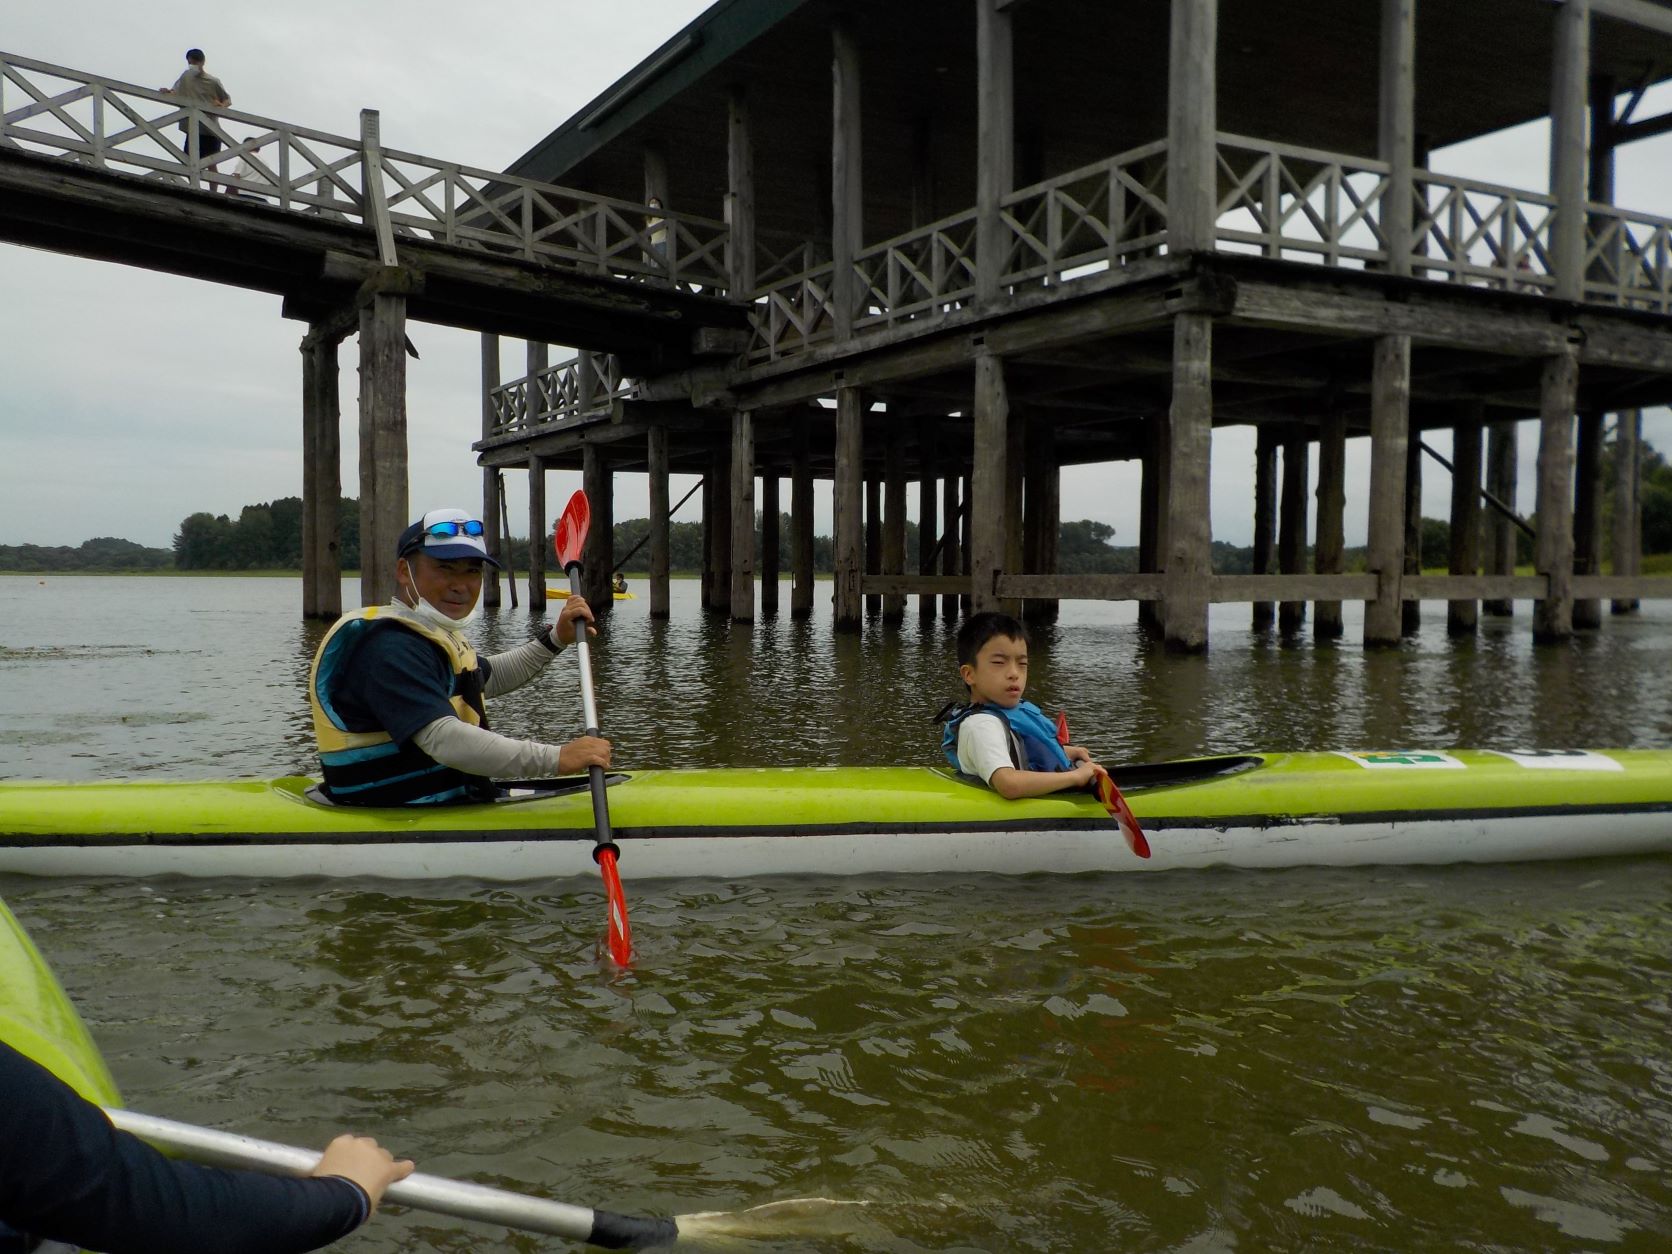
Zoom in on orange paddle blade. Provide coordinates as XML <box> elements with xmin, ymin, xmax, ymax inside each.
<box><xmin>1054</xmin><ymin>710</ymin><xmax>1071</xmax><ymax>746</ymax></box>
<box><xmin>598</xmin><ymin>848</ymin><xmax>633</xmax><ymax>966</ymax></box>
<box><xmin>553</xmin><ymin>490</ymin><xmax>591</xmax><ymax>571</ymax></box>
<box><xmin>1093</xmin><ymin>765</ymin><xmax>1151</xmax><ymax>859</ymax></box>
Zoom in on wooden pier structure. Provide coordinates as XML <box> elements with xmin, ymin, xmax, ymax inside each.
<box><xmin>7</xmin><ymin>0</ymin><xmax>1672</xmax><ymax>648</ymax></box>
<box><xmin>479</xmin><ymin>0</ymin><xmax>1672</xmax><ymax>647</ymax></box>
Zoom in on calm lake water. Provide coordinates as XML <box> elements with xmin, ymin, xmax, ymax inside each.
<box><xmin>2</xmin><ymin>575</ymin><xmax>1670</xmax><ymax>1251</ymax></box>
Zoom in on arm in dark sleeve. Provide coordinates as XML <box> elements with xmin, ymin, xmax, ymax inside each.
<box><xmin>0</xmin><ymin>1043</ymin><xmax>368</xmax><ymax>1254</ymax></box>
<box><xmin>342</xmin><ymin>626</ymin><xmax>461</xmax><ymax>746</ymax></box>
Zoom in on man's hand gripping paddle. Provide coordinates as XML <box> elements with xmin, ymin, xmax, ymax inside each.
<box><xmin>1055</xmin><ymin>710</ymin><xmax>1150</xmax><ymax>859</ymax></box>
<box><xmin>554</xmin><ymin>490</ymin><xmax>633</xmax><ymax>965</ymax></box>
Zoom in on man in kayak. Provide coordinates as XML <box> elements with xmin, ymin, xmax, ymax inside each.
<box><xmin>939</xmin><ymin>612</ymin><xmax>1098</xmax><ymax>799</ymax></box>
<box><xmin>309</xmin><ymin>507</ymin><xmax>611</xmax><ymax>806</ymax></box>
<box><xmin>0</xmin><ymin>1040</ymin><xmax>411</xmax><ymax>1252</ymax></box>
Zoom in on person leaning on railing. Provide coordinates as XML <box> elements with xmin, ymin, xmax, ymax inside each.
<box><xmin>160</xmin><ymin>47</ymin><xmax>232</xmax><ymax>191</ymax></box>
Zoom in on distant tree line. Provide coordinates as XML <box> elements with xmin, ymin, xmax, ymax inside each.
<box><xmin>173</xmin><ymin>497</ymin><xmax>361</xmax><ymax>570</ymax></box>
<box><xmin>0</xmin><ymin>536</ymin><xmax>172</xmax><ymax>572</ymax></box>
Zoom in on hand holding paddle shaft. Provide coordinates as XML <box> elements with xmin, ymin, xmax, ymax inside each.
<box><xmin>554</xmin><ymin>491</ymin><xmax>633</xmax><ymax>966</ymax></box>
<box><xmin>1055</xmin><ymin>710</ymin><xmax>1150</xmax><ymax>859</ymax></box>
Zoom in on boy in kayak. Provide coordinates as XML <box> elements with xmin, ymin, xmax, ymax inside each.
<box><xmin>308</xmin><ymin>507</ymin><xmax>611</xmax><ymax>806</ymax></box>
<box><xmin>0</xmin><ymin>1040</ymin><xmax>411</xmax><ymax>1252</ymax></box>
<box><xmin>939</xmin><ymin>612</ymin><xmax>1098</xmax><ymax>799</ymax></box>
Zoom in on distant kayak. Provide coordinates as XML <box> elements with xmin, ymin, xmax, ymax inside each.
<box><xmin>1</xmin><ymin>750</ymin><xmax>1669</xmax><ymax>881</ymax></box>
<box><xmin>612</xmin><ymin>591</ymin><xmax>636</xmax><ymax>600</ymax></box>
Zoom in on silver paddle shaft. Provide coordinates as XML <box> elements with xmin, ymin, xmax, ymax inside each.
<box><xmin>104</xmin><ymin>1108</ymin><xmax>603</xmax><ymax>1240</ymax></box>
<box><xmin>566</xmin><ymin>568</ymin><xmax>602</xmax><ymax>735</ymax></box>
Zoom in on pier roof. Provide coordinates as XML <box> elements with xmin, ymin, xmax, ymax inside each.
<box><xmin>508</xmin><ymin>0</ymin><xmax>1672</xmax><ymax>243</ymax></box>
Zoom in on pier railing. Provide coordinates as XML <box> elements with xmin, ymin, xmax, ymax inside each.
<box><xmin>0</xmin><ymin>50</ymin><xmax>729</xmax><ymax>290</ymax></box>
<box><xmin>489</xmin><ymin>354</ymin><xmax>627</xmax><ymax>438</ymax></box>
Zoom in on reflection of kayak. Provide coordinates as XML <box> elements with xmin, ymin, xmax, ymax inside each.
<box><xmin>612</xmin><ymin>591</ymin><xmax>636</xmax><ymax>600</ymax></box>
<box><xmin>0</xmin><ymin>894</ymin><xmax>121</xmax><ymax>1105</ymax></box>
<box><xmin>1</xmin><ymin>750</ymin><xmax>1670</xmax><ymax>881</ymax></box>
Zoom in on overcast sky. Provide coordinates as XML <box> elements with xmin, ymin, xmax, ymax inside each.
<box><xmin>3</xmin><ymin>1</ymin><xmax>1669</xmax><ymax>554</ymax></box>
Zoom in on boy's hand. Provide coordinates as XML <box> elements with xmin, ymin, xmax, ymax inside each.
<box><xmin>1065</xmin><ymin>744</ymin><xmax>1093</xmax><ymax>765</ymax></box>
<box><xmin>1067</xmin><ymin>761</ymin><xmax>1097</xmax><ymax>788</ymax></box>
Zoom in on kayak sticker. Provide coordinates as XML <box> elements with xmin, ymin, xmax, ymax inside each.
<box><xmin>1336</xmin><ymin>751</ymin><xmax>1466</xmax><ymax>770</ymax></box>
<box><xmin>1484</xmin><ymin>749</ymin><xmax>1623</xmax><ymax>772</ymax></box>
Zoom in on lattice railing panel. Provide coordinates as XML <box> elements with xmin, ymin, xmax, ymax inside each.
<box><xmin>852</xmin><ymin>211</ymin><xmax>979</xmax><ymax>331</ymax></box>
<box><xmin>487</xmin><ymin>354</ymin><xmax>629</xmax><ymax>438</ymax></box>
<box><xmin>1214</xmin><ymin>134</ymin><xmax>1389</xmax><ymax>267</ymax></box>
<box><xmin>1411</xmin><ymin>172</ymin><xmax>1556</xmax><ymax>292</ymax></box>
<box><xmin>1585</xmin><ymin>207</ymin><xmax>1672</xmax><ymax>314</ymax></box>
<box><xmin>998</xmin><ymin>139</ymin><xmax>1169</xmax><ymax>285</ymax></box>
<box><xmin>745</xmin><ymin>266</ymin><xmax>839</xmax><ymax>362</ymax></box>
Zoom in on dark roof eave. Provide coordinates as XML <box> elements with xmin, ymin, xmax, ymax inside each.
<box><xmin>505</xmin><ymin>0</ymin><xmax>813</xmax><ymax>185</ymax></box>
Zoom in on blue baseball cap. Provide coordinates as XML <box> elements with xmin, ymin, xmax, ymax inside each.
<box><xmin>395</xmin><ymin>508</ymin><xmax>502</xmax><ymax>568</ymax></box>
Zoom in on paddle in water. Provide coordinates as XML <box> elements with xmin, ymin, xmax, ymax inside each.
<box><xmin>554</xmin><ymin>490</ymin><xmax>633</xmax><ymax>966</ymax></box>
<box><xmin>105</xmin><ymin>1108</ymin><xmax>873</xmax><ymax>1249</ymax></box>
<box><xmin>1055</xmin><ymin>710</ymin><xmax>1150</xmax><ymax>858</ymax></box>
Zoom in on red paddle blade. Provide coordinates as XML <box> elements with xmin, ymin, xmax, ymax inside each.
<box><xmin>1094</xmin><ymin>765</ymin><xmax>1151</xmax><ymax>859</ymax></box>
<box><xmin>1054</xmin><ymin>710</ymin><xmax>1071</xmax><ymax>746</ymax></box>
<box><xmin>553</xmin><ymin>490</ymin><xmax>591</xmax><ymax>570</ymax></box>
<box><xmin>597</xmin><ymin>848</ymin><xmax>633</xmax><ymax>965</ymax></box>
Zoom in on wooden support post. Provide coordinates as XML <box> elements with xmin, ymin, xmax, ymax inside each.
<box><xmin>497</xmin><ymin>472</ymin><xmax>518</xmax><ymax>609</ymax></box>
<box><xmin>792</xmin><ymin>422</ymin><xmax>815</xmax><ymax>618</ymax></box>
<box><xmin>1166</xmin><ymin>0</ymin><xmax>1218</xmax><ymax>254</ymax></box>
<box><xmin>1484</xmin><ymin>421</ymin><xmax>1519</xmax><ymax>615</ymax></box>
<box><xmin>582</xmin><ymin>442</ymin><xmax>613</xmax><ymax>611</ymax></box>
<box><xmin>1164</xmin><ymin>313</ymin><xmax>1213</xmax><ymax>652</ymax></box>
<box><xmin>1364</xmin><ymin>335</ymin><xmax>1411</xmax><ymax>646</ymax></box>
<box><xmin>527</xmin><ymin>454</ymin><xmax>547</xmax><ymax>612</ymax></box>
<box><xmin>709</xmin><ymin>446</ymin><xmax>732</xmax><ymax>616</ymax></box>
<box><xmin>726</xmin><ymin>87</ymin><xmax>756</xmax><ymax>298</ymax></box>
<box><xmin>1314</xmin><ymin>412</ymin><xmax>1347</xmax><ymax>639</ymax></box>
<box><xmin>1278</xmin><ymin>429</ymin><xmax>1310</xmax><ymax>634</ymax></box>
<box><xmin>357</xmin><ymin>291</ymin><xmax>408</xmax><ymax>607</ymax></box>
<box><xmin>1002</xmin><ymin>406</ymin><xmax>1025</xmax><ymax>617</ymax></box>
<box><xmin>1250</xmin><ymin>426</ymin><xmax>1278</xmax><ymax>632</ymax></box>
<box><xmin>918</xmin><ymin>417</ymin><xmax>939</xmax><ymax>620</ymax></box>
<box><xmin>1534</xmin><ymin>349</ymin><xmax>1580</xmax><ymax>642</ymax></box>
<box><xmin>1572</xmin><ymin>410</ymin><xmax>1605</xmax><ymax>630</ymax></box>
<box><xmin>1379</xmin><ymin>0</ymin><xmax>1416</xmax><ymax>277</ymax></box>
<box><xmin>1139</xmin><ymin>414</ymin><xmax>1170</xmax><ymax>635</ymax></box>
<box><xmin>831</xmin><ymin>23</ymin><xmax>862</xmax><ymax>341</ymax></box>
<box><xmin>761</xmin><ymin>467</ymin><xmax>780</xmax><ymax>616</ymax></box>
<box><xmin>960</xmin><ymin>470</ymin><xmax>974</xmax><ymax>616</ymax></box>
<box><xmin>865</xmin><ymin>477</ymin><xmax>882</xmax><ymax>615</ymax></box>
<box><xmin>479</xmin><ymin>333</ymin><xmax>501</xmax><ymax>610</ymax></box>
<box><xmin>971</xmin><ymin>355</ymin><xmax>1010</xmax><ymax>616</ymax></box>
<box><xmin>1550</xmin><ymin>0</ymin><xmax>1591</xmax><ymax>302</ymax></box>
<box><xmin>1613</xmin><ymin>410</ymin><xmax>1642</xmax><ymax>615</ymax></box>
<box><xmin>700</xmin><ymin>471</ymin><xmax>714</xmax><ymax>611</ymax></box>
<box><xmin>942</xmin><ymin>468</ymin><xmax>962</xmax><ymax>620</ymax></box>
<box><xmin>731</xmin><ymin>412</ymin><xmax>756</xmax><ymax>622</ymax></box>
<box><xmin>975</xmin><ymin>0</ymin><xmax>1014</xmax><ymax>303</ymax></box>
<box><xmin>883</xmin><ymin>422</ymin><xmax>907</xmax><ymax>623</ymax></box>
<box><xmin>834</xmin><ymin>387</ymin><xmax>865</xmax><ymax>630</ymax></box>
<box><xmin>526</xmin><ymin>340</ymin><xmax>548</xmax><ymax>423</ymax></box>
<box><xmin>300</xmin><ymin>328</ymin><xmax>342</xmax><ymax>620</ymax></box>
<box><xmin>1402</xmin><ymin>429</ymin><xmax>1423</xmax><ymax>635</ymax></box>
<box><xmin>1448</xmin><ymin>406</ymin><xmax>1484</xmax><ymax>635</ymax></box>
<box><xmin>1023</xmin><ymin>419</ymin><xmax>1060</xmax><ymax>623</ymax></box>
<box><xmin>648</xmin><ymin>425</ymin><xmax>671</xmax><ymax>618</ymax></box>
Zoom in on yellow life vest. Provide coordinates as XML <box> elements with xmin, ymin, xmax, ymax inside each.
<box><xmin>308</xmin><ymin>603</ymin><xmax>489</xmax><ymax>805</ymax></box>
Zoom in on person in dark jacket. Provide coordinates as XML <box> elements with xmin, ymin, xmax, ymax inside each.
<box><xmin>0</xmin><ymin>1041</ymin><xmax>412</xmax><ymax>1254</ymax></box>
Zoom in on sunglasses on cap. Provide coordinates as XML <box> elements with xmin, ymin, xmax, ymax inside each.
<box><xmin>424</xmin><ymin>519</ymin><xmax>485</xmax><ymax>538</ymax></box>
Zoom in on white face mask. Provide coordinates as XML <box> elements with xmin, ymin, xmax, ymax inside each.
<box><xmin>400</xmin><ymin>574</ymin><xmax>480</xmax><ymax>632</ymax></box>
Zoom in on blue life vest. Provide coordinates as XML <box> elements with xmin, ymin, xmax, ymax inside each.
<box><xmin>940</xmin><ymin>700</ymin><xmax>1073</xmax><ymax>775</ymax></box>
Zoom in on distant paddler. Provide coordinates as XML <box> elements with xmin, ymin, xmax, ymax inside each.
<box><xmin>309</xmin><ymin>508</ymin><xmax>611</xmax><ymax>806</ymax></box>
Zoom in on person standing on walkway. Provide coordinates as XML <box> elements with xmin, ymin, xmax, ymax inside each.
<box><xmin>161</xmin><ymin>48</ymin><xmax>231</xmax><ymax>189</ymax></box>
